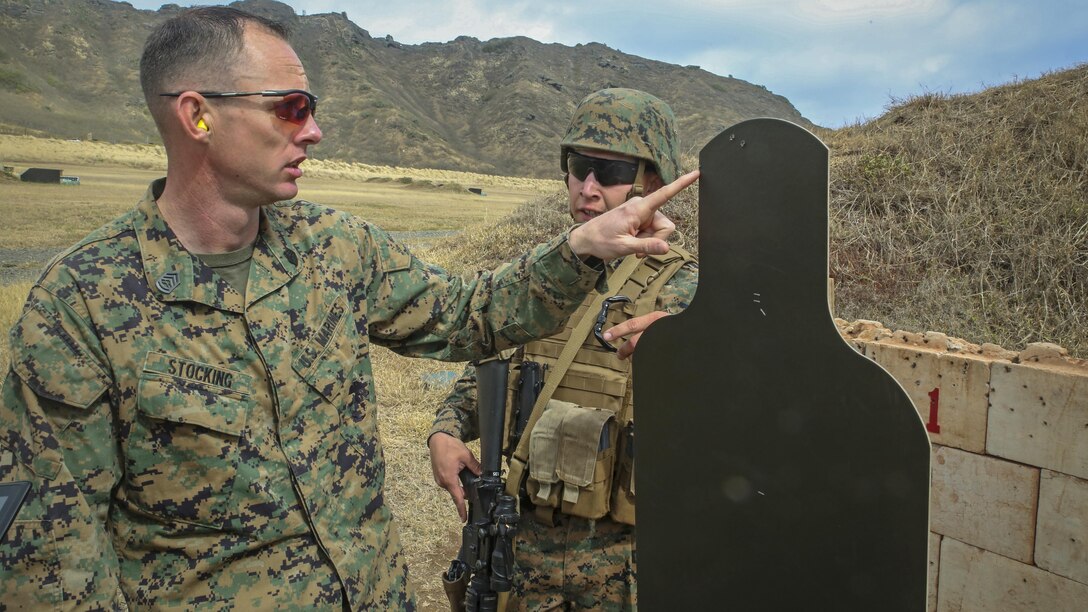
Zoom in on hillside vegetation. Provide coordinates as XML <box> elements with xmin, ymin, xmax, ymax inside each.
<box><xmin>825</xmin><ymin>64</ymin><xmax>1086</xmax><ymax>355</ymax></box>
<box><xmin>427</xmin><ymin>65</ymin><xmax>1088</xmax><ymax>357</ymax></box>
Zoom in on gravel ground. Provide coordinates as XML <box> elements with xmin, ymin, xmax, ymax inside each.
<box><xmin>0</xmin><ymin>247</ymin><xmax>59</xmax><ymax>285</ymax></box>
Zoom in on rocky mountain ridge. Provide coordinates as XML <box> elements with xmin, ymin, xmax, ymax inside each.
<box><xmin>0</xmin><ymin>0</ymin><xmax>811</xmax><ymax>177</ymax></box>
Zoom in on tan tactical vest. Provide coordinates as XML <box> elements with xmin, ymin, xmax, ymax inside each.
<box><xmin>503</xmin><ymin>246</ymin><xmax>695</xmax><ymax>526</ymax></box>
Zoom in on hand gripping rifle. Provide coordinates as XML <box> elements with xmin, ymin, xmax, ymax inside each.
<box><xmin>443</xmin><ymin>357</ymin><xmax>519</xmax><ymax>612</ymax></box>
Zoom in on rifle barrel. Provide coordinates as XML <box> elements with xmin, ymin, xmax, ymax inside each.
<box><xmin>475</xmin><ymin>358</ymin><xmax>509</xmax><ymax>473</ymax></box>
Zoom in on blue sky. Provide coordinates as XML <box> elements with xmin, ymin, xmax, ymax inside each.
<box><xmin>126</xmin><ymin>0</ymin><xmax>1087</xmax><ymax>128</ymax></box>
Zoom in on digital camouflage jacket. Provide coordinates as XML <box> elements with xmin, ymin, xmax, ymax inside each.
<box><xmin>0</xmin><ymin>179</ymin><xmax>602</xmax><ymax>610</ymax></box>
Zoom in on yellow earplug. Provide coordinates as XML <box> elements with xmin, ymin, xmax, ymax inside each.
<box><xmin>196</xmin><ymin>118</ymin><xmax>209</xmax><ymax>132</ymax></box>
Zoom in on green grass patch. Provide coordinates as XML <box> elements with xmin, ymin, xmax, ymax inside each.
<box><xmin>0</xmin><ymin>68</ymin><xmax>36</xmax><ymax>94</ymax></box>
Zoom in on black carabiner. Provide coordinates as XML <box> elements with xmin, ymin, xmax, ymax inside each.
<box><xmin>593</xmin><ymin>295</ymin><xmax>632</xmax><ymax>352</ymax></box>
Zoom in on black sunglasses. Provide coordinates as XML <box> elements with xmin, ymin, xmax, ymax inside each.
<box><xmin>159</xmin><ymin>89</ymin><xmax>318</xmax><ymax>125</ymax></box>
<box><xmin>566</xmin><ymin>151</ymin><xmax>640</xmax><ymax>187</ymax></box>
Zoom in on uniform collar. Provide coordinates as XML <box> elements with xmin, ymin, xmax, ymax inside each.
<box><xmin>247</xmin><ymin>205</ymin><xmax>301</xmax><ymax>308</ymax></box>
<box><xmin>133</xmin><ymin>179</ymin><xmax>300</xmax><ymax>313</ymax></box>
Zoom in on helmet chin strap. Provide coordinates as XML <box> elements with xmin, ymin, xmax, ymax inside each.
<box><xmin>627</xmin><ymin>159</ymin><xmax>647</xmax><ymax>200</ymax></box>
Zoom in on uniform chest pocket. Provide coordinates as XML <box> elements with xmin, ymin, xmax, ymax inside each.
<box><xmin>130</xmin><ymin>352</ymin><xmax>253</xmax><ymax>529</ymax></box>
<box><xmin>290</xmin><ymin>296</ymin><xmax>371</xmax><ymax>451</ymax></box>
<box><xmin>292</xmin><ymin>296</ymin><xmax>355</xmax><ymax>405</ymax></box>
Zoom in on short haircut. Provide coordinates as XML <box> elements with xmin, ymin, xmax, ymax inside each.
<box><xmin>139</xmin><ymin>7</ymin><xmax>288</xmax><ymax>119</ymax></box>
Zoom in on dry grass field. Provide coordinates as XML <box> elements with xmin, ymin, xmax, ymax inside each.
<box><xmin>0</xmin><ymin>134</ymin><xmax>554</xmax><ymax>287</ymax></box>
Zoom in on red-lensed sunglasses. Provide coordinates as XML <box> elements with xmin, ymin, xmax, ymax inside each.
<box><xmin>159</xmin><ymin>89</ymin><xmax>318</xmax><ymax>125</ymax></box>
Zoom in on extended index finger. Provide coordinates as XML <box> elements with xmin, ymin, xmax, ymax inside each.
<box><xmin>630</xmin><ymin>169</ymin><xmax>700</xmax><ymax>216</ymax></box>
<box><xmin>604</xmin><ymin>310</ymin><xmax>670</xmax><ymax>342</ymax></box>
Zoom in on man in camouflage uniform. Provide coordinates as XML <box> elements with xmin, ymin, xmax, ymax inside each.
<box><xmin>429</xmin><ymin>88</ymin><xmax>698</xmax><ymax>610</ymax></box>
<box><xmin>0</xmin><ymin>10</ymin><xmax>697</xmax><ymax>610</ymax></box>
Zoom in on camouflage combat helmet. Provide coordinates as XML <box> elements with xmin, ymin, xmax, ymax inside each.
<box><xmin>560</xmin><ymin>88</ymin><xmax>682</xmax><ymax>187</ymax></box>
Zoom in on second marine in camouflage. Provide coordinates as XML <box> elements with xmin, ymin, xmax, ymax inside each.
<box><xmin>429</xmin><ymin>88</ymin><xmax>699</xmax><ymax>610</ymax></box>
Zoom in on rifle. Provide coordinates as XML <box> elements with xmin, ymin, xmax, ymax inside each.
<box><xmin>443</xmin><ymin>357</ymin><xmax>519</xmax><ymax>612</ymax></box>
<box><xmin>507</xmin><ymin>361</ymin><xmax>544</xmax><ymax>453</ymax></box>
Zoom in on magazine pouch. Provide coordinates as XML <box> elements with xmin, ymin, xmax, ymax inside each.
<box><xmin>526</xmin><ymin>400</ymin><xmax>617</xmax><ymax>520</ymax></box>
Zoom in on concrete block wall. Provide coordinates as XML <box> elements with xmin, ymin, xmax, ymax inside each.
<box><xmin>838</xmin><ymin>320</ymin><xmax>1088</xmax><ymax>612</ymax></box>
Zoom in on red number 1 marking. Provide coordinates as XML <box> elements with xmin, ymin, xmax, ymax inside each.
<box><xmin>926</xmin><ymin>388</ymin><xmax>941</xmax><ymax>434</ymax></box>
